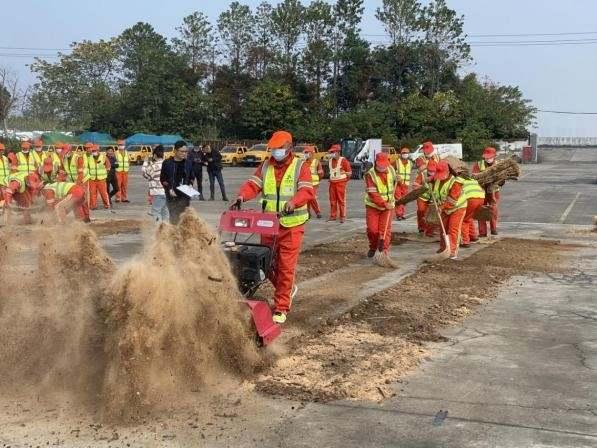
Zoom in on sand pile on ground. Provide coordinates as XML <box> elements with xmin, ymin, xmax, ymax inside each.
<box><xmin>0</xmin><ymin>210</ymin><xmax>263</xmax><ymax>419</ymax></box>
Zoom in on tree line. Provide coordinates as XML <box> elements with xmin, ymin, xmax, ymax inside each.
<box><xmin>21</xmin><ymin>0</ymin><xmax>535</xmax><ymax>159</ymax></box>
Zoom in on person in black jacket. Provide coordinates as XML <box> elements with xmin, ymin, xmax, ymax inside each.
<box><xmin>160</xmin><ymin>140</ymin><xmax>192</xmax><ymax>224</ymax></box>
<box><xmin>105</xmin><ymin>147</ymin><xmax>119</xmax><ymax>205</ymax></box>
<box><xmin>187</xmin><ymin>145</ymin><xmax>205</xmax><ymax>200</ymax></box>
<box><xmin>203</xmin><ymin>145</ymin><xmax>228</xmax><ymax>201</ymax></box>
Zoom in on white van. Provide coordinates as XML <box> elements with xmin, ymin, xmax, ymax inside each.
<box><xmin>410</xmin><ymin>143</ymin><xmax>463</xmax><ymax>162</ymax></box>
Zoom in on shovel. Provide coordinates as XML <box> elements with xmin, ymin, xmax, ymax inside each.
<box><xmin>373</xmin><ymin>210</ymin><xmax>398</xmax><ymax>268</ymax></box>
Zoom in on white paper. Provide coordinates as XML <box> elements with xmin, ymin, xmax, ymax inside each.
<box><xmin>176</xmin><ymin>185</ymin><xmax>201</xmax><ymax>198</ymax></box>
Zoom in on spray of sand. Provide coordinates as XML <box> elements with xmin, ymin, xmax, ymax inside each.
<box><xmin>0</xmin><ymin>209</ymin><xmax>264</xmax><ymax>419</ymax></box>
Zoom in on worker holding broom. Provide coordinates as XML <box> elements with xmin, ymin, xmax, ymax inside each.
<box><xmin>365</xmin><ymin>152</ymin><xmax>399</xmax><ymax>265</ymax></box>
<box><xmin>303</xmin><ymin>146</ymin><xmax>323</xmax><ymax>219</ymax></box>
<box><xmin>431</xmin><ymin>161</ymin><xmax>467</xmax><ymax>260</ymax></box>
<box><xmin>392</xmin><ymin>147</ymin><xmax>413</xmax><ymax>220</ymax></box>
<box><xmin>473</xmin><ymin>146</ymin><xmax>500</xmax><ymax>236</ymax></box>
<box><xmin>413</xmin><ymin>159</ymin><xmax>438</xmax><ymax>237</ymax></box>
<box><xmin>233</xmin><ymin>130</ymin><xmax>314</xmax><ymax>324</ymax></box>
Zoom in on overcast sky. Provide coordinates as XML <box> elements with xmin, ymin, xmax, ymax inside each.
<box><xmin>2</xmin><ymin>0</ymin><xmax>595</xmax><ymax>136</ymax></box>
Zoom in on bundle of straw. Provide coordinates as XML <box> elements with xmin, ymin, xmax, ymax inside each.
<box><xmin>473</xmin><ymin>158</ymin><xmax>521</xmax><ymax>188</ymax></box>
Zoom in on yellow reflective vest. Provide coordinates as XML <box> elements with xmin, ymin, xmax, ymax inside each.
<box><xmin>261</xmin><ymin>158</ymin><xmax>309</xmax><ymax>228</ymax></box>
<box><xmin>7</xmin><ymin>172</ymin><xmax>28</xmax><ymax>193</ymax></box>
<box><xmin>309</xmin><ymin>160</ymin><xmax>320</xmax><ymax>186</ymax></box>
<box><xmin>64</xmin><ymin>153</ymin><xmax>90</xmax><ymax>183</ymax></box>
<box><xmin>395</xmin><ymin>159</ymin><xmax>412</xmax><ymax>184</ymax></box>
<box><xmin>44</xmin><ymin>182</ymin><xmax>76</xmax><ymax>199</ymax></box>
<box><xmin>16</xmin><ymin>152</ymin><xmax>37</xmax><ymax>175</ymax></box>
<box><xmin>115</xmin><ymin>150</ymin><xmax>130</xmax><ymax>172</ymax></box>
<box><xmin>433</xmin><ymin>176</ymin><xmax>467</xmax><ymax>215</ymax></box>
<box><xmin>462</xmin><ymin>178</ymin><xmax>485</xmax><ymax>200</ymax></box>
<box><xmin>87</xmin><ymin>153</ymin><xmax>108</xmax><ymax>180</ymax></box>
<box><xmin>364</xmin><ymin>166</ymin><xmax>397</xmax><ymax>210</ymax></box>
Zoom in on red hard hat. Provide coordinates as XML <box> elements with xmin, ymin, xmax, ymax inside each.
<box><xmin>422</xmin><ymin>141</ymin><xmax>434</xmax><ymax>156</ymax></box>
<box><xmin>267</xmin><ymin>131</ymin><xmax>293</xmax><ymax>149</ymax></box>
<box><xmin>375</xmin><ymin>152</ymin><xmax>390</xmax><ymax>169</ymax></box>
<box><xmin>435</xmin><ymin>160</ymin><xmax>450</xmax><ymax>181</ymax></box>
<box><xmin>483</xmin><ymin>147</ymin><xmax>497</xmax><ymax>158</ymax></box>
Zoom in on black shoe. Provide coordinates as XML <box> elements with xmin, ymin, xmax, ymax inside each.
<box><xmin>222</xmin><ymin>197</ymin><xmax>229</xmax><ymax>202</ymax></box>
<box><xmin>491</xmin><ymin>230</ymin><xmax>498</xmax><ymax>236</ymax></box>
<box><xmin>460</xmin><ymin>243</ymin><xmax>471</xmax><ymax>248</ymax></box>
<box><xmin>367</xmin><ymin>249</ymin><xmax>375</xmax><ymax>258</ymax></box>
<box><xmin>471</xmin><ymin>238</ymin><xmax>479</xmax><ymax>242</ymax></box>
<box><xmin>316</xmin><ymin>214</ymin><xmax>322</xmax><ymax>219</ymax></box>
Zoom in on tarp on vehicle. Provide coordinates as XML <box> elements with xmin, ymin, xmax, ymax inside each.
<box><xmin>41</xmin><ymin>132</ymin><xmax>80</xmax><ymax>145</ymax></box>
<box><xmin>125</xmin><ymin>133</ymin><xmax>184</xmax><ymax>146</ymax></box>
<box><xmin>78</xmin><ymin>132</ymin><xmax>116</xmax><ymax>145</ymax></box>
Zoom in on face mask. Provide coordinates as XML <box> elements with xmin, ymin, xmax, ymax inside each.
<box><xmin>333</xmin><ymin>153</ymin><xmax>339</xmax><ymax>159</ymax></box>
<box><xmin>485</xmin><ymin>158</ymin><xmax>495</xmax><ymax>164</ymax></box>
<box><xmin>92</xmin><ymin>151</ymin><xmax>98</xmax><ymax>156</ymax></box>
<box><xmin>118</xmin><ymin>147</ymin><xmax>125</xmax><ymax>151</ymax></box>
<box><xmin>401</xmin><ymin>154</ymin><xmax>409</xmax><ymax>160</ymax></box>
<box><xmin>272</xmin><ymin>149</ymin><xmax>287</xmax><ymax>161</ymax></box>
<box><xmin>35</xmin><ymin>148</ymin><xmax>43</xmax><ymax>152</ymax></box>
<box><xmin>22</xmin><ymin>150</ymin><xmax>29</xmax><ymax>154</ymax></box>
<box><xmin>56</xmin><ymin>148</ymin><xmax>63</xmax><ymax>154</ymax></box>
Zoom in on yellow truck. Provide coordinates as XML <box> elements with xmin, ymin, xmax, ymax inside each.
<box><xmin>242</xmin><ymin>143</ymin><xmax>270</xmax><ymax>166</ymax></box>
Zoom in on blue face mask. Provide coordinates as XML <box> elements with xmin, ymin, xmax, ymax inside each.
<box><xmin>272</xmin><ymin>149</ymin><xmax>287</xmax><ymax>161</ymax></box>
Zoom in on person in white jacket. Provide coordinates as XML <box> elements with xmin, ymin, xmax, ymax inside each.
<box><xmin>142</xmin><ymin>145</ymin><xmax>169</xmax><ymax>222</ymax></box>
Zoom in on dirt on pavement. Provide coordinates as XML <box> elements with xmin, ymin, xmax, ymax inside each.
<box><xmin>256</xmin><ymin>238</ymin><xmax>570</xmax><ymax>402</ymax></box>
<box><xmin>89</xmin><ymin>219</ymin><xmax>145</xmax><ymax>236</ymax></box>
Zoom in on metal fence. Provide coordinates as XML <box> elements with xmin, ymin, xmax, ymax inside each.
<box><xmin>538</xmin><ymin>137</ymin><xmax>597</xmax><ymax>147</ymax></box>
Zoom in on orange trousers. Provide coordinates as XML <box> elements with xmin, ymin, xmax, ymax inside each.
<box><xmin>440</xmin><ymin>208</ymin><xmax>467</xmax><ymax>257</ymax></box>
<box><xmin>394</xmin><ymin>183</ymin><xmax>408</xmax><ymax>218</ymax></box>
<box><xmin>416</xmin><ymin>199</ymin><xmax>435</xmax><ymax>236</ymax></box>
<box><xmin>307</xmin><ymin>184</ymin><xmax>321</xmax><ymax>216</ymax></box>
<box><xmin>116</xmin><ymin>171</ymin><xmax>129</xmax><ymax>201</ymax></box>
<box><xmin>70</xmin><ymin>187</ymin><xmax>90</xmax><ymax>221</ymax></box>
<box><xmin>261</xmin><ymin>225</ymin><xmax>305</xmax><ymax>314</ymax></box>
<box><xmin>461</xmin><ymin>198</ymin><xmax>485</xmax><ymax>245</ymax></box>
<box><xmin>366</xmin><ymin>207</ymin><xmax>393</xmax><ymax>252</ymax></box>
<box><xmin>478</xmin><ymin>191</ymin><xmax>500</xmax><ymax>236</ymax></box>
<box><xmin>329</xmin><ymin>181</ymin><xmax>348</xmax><ymax>220</ymax></box>
<box><xmin>89</xmin><ymin>180</ymin><xmax>110</xmax><ymax>209</ymax></box>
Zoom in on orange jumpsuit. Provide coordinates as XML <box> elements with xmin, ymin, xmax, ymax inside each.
<box><xmin>365</xmin><ymin>170</ymin><xmax>401</xmax><ymax>252</ymax></box>
<box><xmin>413</xmin><ymin>171</ymin><xmax>435</xmax><ymax>236</ymax></box>
<box><xmin>89</xmin><ymin>156</ymin><xmax>111</xmax><ymax>209</ymax></box>
<box><xmin>305</xmin><ymin>158</ymin><xmax>324</xmax><ymax>217</ymax></box>
<box><xmin>438</xmin><ymin>180</ymin><xmax>467</xmax><ymax>258</ymax></box>
<box><xmin>472</xmin><ymin>161</ymin><xmax>500</xmax><ymax>236</ymax></box>
<box><xmin>392</xmin><ymin>159</ymin><xmax>411</xmax><ymax>219</ymax></box>
<box><xmin>462</xmin><ymin>197</ymin><xmax>485</xmax><ymax>245</ymax></box>
<box><xmin>328</xmin><ymin>157</ymin><xmax>351</xmax><ymax>221</ymax></box>
<box><xmin>238</xmin><ymin>154</ymin><xmax>314</xmax><ymax>314</ymax></box>
<box><xmin>3</xmin><ymin>178</ymin><xmax>38</xmax><ymax>224</ymax></box>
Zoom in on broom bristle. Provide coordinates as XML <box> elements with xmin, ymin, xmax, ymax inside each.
<box><xmin>373</xmin><ymin>251</ymin><xmax>398</xmax><ymax>268</ymax></box>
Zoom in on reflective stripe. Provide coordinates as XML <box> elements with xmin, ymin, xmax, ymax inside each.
<box><xmin>116</xmin><ymin>151</ymin><xmax>130</xmax><ymax>172</ymax></box>
<box><xmin>329</xmin><ymin>157</ymin><xmax>347</xmax><ymax>181</ymax></box>
<box><xmin>309</xmin><ymin>161</ymin><xmax>320</xmax><ymax>185</ymax></box>
<box><xmin>364</xmin><ymin>166</ymin><xmax>397</xmax><ymax>210</ymax></box>
<box><xmin>462</xmin><ymin>179</ymin><xmax>485</xmax><ymax>200</ymax></box>
<box><xmin>0</xmin><ymin>155</ymin><xmax>9</xmax><ymax>186</ymax></box>
<box><xmin>16</xmin><ymin>152</ymin><xmax>37</xmax><ymax>175</ymax></box>
<box><xmin>249</xmin><ymin>175</ymin><xmax>263</xmax><ymax>187</ymax></box>
<box><xmin>396</xmin><ymin>159</ymin><xmax>412</xmax><ymax>183</ymax></box>
<box><xmin>433</xmin><ymin>176</ymin><xmax>467</xmax><ymax>214</ymax></box>
<box><xmin>87</xmin><ymin>154</ymin><xmax>108</xmax><ymax>180</ymax></box>
<box><xmin>262</xmin><ymin>158</ymin><xmax>309</xmax><ymax>228</ymax></box>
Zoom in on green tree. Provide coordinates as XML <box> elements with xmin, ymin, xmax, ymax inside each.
<box><xmin>251</xmin><ymin>1</ymin><xmax>275</xmax><ymax>79</ymax></box>
<box><xmin>271</xmin><ymin>0</ymin><xmax>305</xmax><ymax>78</ymax></box>
<box><xmin>375</xmin><ymin>0</ymin><xmax>422</xmax><ymax>45</ymax></box>
<box><xmin>172</xmin><ymin>12</ymin><xmax>215</xmax><ymax>80</ymax></box>
<box><xmin>217</xmin><ymin>2</ymin><xmax>254</xmax><ymax>76</ymax></box>
<box><xmin>242</xmin><ymin>80</ymin><xmax>302</xmax><ymax>137</ymax></box>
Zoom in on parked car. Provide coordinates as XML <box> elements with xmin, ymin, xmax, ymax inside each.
<box><xmin>127</xmin><ymin>145</ymin><xmax>153</xmax><ymax>164</ymax></box>
<box><xmin>220</xmin><ymin>144</ymin><xmax>248</xmax><ymax>166</ymax></box>
<box><xmin>242</xmin><ymin>143</ymin><xmax>270</xmax><ymax>166</ymax></box>
<box><xmin>292</xmin><ymin>144</ymin><xmax>321</xmax><ymax>160</ymax></box>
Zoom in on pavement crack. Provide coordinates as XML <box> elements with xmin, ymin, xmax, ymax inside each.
<box><xmin>447</xmin><ymin>327</ymin><xmax>491</xmax><ymax>347</ymax></box>
<box><xmin>571</xmin><ymin>343</ymin><xmax>597</xmax><ymax>371</ymax></box>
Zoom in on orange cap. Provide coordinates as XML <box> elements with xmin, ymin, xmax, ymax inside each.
<box><xmin>483</xmin><ymin>147</ymin><xmax>496</xmax><ymax>158</ymax></box>
<box><xmin>21</xmin><ymin>141</ymin><xmax>31</xmax><ymax>150</ymax></box>
<box><xmin>422</xmin><ymin>141</ymin><xmax>434</xmax><ymax>156</ymax></box>
<box><xmin>400</xmin><ymin>147</ymin><xmax>410</xmax><ymax>154</ymax></box>
<box><xmin>375</xmin><ymin>152</ymin><xmax>390</xmax><ymax>168</ymax></box>
<box><xmin>328</xmin><ymin>144</ymin><xmax>341</xmax><ymax>153</ymax></box>
<box><xmin>267</xmin><ymin>131</ymin><xmax>293</xmax><ymax>149</ymax></box>
<box><xmin>434</xmin><ymin>160</ymin><xmax>450</xmax><ymax>181</ymax></box>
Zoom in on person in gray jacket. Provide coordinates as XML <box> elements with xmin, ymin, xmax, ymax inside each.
<box><xmin>142</xmin><ymin>145</ymin><xmax>169</xmax><ymax>222</ymax></box>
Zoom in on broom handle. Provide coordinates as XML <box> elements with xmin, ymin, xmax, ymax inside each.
<box><xmin>377</xmin><ymin>209</ymin><xmax>392</xmax><ymax>251</ymax></box>
<box><xmin>422</xmin><ymin>174</ymin><xmax>449</xmax><ymax>238</ymax></box>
